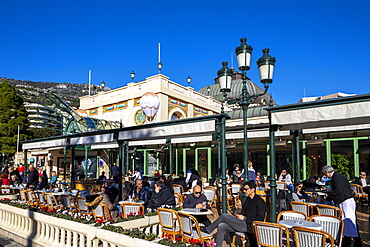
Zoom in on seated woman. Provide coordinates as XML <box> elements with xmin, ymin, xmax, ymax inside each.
<box><xmin>85</xmin><ymin>180</ymin><xmax>118</xmax><ymax>218</ymax></box>
<box><xmin>36</xmin><ymin>176</ymin><xmax>48</xmax><ymax>190</ymax></box>
<box><xmin>292</xmin><ymin>182</ymin><xmax>310</xmax><ymax>202</ymax></box>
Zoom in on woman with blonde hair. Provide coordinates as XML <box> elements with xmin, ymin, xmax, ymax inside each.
<box><xmin>85</xmin><ymin>180</ymin><xmax>118</xmax><ymax>218</ymax></box>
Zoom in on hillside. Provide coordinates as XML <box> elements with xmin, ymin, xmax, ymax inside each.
<box><xmin>0</xmin><ymin>77</ymin><xmax>109</xmax><ymax>108</ymax></box>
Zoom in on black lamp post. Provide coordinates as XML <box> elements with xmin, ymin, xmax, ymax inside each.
<box><xmin>187</xmin><ymin>76</ymin><xmax>191</xmax><ymax>87</ymax></box>
<box><xmin>131</xmin><ymin>71</ymin><xmax>135</xmax><ymax>82</ymax></box>
<box><xmin>218</xmin><ymin>38</ymin><xmax>276</xmax><ymax>182</ymax></box>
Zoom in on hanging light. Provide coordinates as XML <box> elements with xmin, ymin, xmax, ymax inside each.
<box><xmin>101</xmin><ymin>81</ymin><xmax>105</xmax><ymax>88</ymax></box>
<box><xmin>131</xmin><ymin>71</ymin><xmax>135</xmax><ymax>82</ymax></box>
<box><xmin>217</xmin><ymin>61</ymin><xmax>233</xmax><ymax>92</ymax></box>
<box><xmin>235</xmin><ymin>37</ymin><xmax>253</xmax><ymax>71</ymax></box>
<box><xmin>187</xmin><ymin>76</ymin><xmax>191</xmax><ymax>87</ymax></box>
<box><xmin>257</xmin><ymin>48</ymin><xmax>276</xmax><ymax>84</ymax></box>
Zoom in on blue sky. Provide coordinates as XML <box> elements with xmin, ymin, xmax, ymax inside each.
<box><xmin>1</xmin><ymin>1</ymin><xmax>370</xmax><ymax>105</ymax></box>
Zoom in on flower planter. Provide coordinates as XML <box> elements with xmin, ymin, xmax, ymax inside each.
<box><xmin>0</xmin><ymin>194</ymin><xmax>18</xmax><ymax>200</ymax></box>
<box><xmin>113</xmin><ymin>217</ymin><xmax>150</xmax><ymax>228</ymax></box>
<box><xmin>146</xmin><ymin>215</ymin><xmax>160</xmax><ymax>225</ymax></box>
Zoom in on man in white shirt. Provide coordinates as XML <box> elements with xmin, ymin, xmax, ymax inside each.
<box><xmin>355</xmin><ymin>172</ymin><xmax>370</xmax><ymax>204</ymax></box>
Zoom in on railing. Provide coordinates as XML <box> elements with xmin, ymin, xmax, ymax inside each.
<box><xmin>0</xmin><ymin>203</ymin><xmax>164</xmax><ymax>247</ymax></box>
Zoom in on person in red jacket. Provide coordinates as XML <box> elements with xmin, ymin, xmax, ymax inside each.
<box><xmin>1</xmin><ymin>173</ymin><xmax>10</xmax><ymax>186</ymax></box>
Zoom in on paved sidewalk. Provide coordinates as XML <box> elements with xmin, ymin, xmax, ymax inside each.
<box><xmin>0</xmin><ymin>235</ymin><xmax>25</xmax><ymax>247</ymax></box>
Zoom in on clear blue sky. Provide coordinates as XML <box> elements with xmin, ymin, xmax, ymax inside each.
<box><xmin>1</xmin><ymin>1</ymin><xmax>370</xmax><ymax>105</ymax></box>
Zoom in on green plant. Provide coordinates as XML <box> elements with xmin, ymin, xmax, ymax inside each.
<box><xmin>331</xmin><ymin>153</ymin><xmax>351</xmax><ymax>180</ymax></box>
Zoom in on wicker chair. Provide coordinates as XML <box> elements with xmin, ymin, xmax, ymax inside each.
<box><xmin>177</xmin><ymin>211</ymin><xmax>213</xmax><ymax>244</ymax></box>
<box><xmin>120</xmin><ymin>202</ymin><xmax>144</xmax><ymax>218</ymax></box>
<box><xmin>315</xmin><ymin>204</ymin><xmax>343</xmax><ymax>218</ymax></box>
<box><xmin>277</xmin><ymin>210</ymin><xmax>307</xmax><ymax>222</ymax></box>
<box><xmin>292</xmin><ymin>226</ymin><xmax>334</xmax><ymax>247</ymax></box>
<box><xmin>157</xmin><ymin>208</ymin><xmax>181</xmax><ymax>240</ymax></box>
<box><xmin>253</xmin><ymin>221</ymin><xmax>291</xmax><ymax>247</ymax></box>
<box><xmin>290</xmin><ymin>201</ymin><xmax>314</xmax><ymax>217</ymax></box>
<box><xmin>309</xmin><ymin>215</ymin><xmax>343</xmax><ymax>247</ymax></box>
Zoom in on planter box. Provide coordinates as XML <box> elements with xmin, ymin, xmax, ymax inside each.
<box><xmin>0</xmin><ymin>194</ymin><xmax>19</xmax><ymax>200</ymax></box>
<box><xmin>113</xmin><ymin>217</ymin><xmax>150</xmax><ymax>228</ymax></box>
<box><xmin>146</xmin><ymin>215</ymin><xmax>160</xmax><ymax>225</ymax></box>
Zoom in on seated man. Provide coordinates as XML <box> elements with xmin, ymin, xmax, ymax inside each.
<box><xmin>148</xmin><ymin>181</ymin><xmax>175</xmax><ymax>211</ymax></box>
<box><xmin>127</xmin><ymin>179</ymin><xmax>149</xmax><ymax>208</ymax></box>
<box><xmin>202</xmin><ymin>181</ymin><xmax>266</xmax><ymax>247</ymax></box>
<box><xmin>105</xmin><ymin>179</ymin><xmax>119</xmax><ymax>204</ymax></box>
<box><xmin>354</xmin><ymin>171</ymin><xmax>370</xmax><ymax>204</ymax></box>
<box><xmin>183</xmin><ymin>185</ymin><xmax>211</xmax><ymax>226</ymax></box>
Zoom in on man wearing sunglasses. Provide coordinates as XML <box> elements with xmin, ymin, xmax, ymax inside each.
<box><xmin>183</xmin><ymin>185</ymin><xmax>211</xmax><ymax>226</ymax></box>
<box><xmin>202</xmin><ymin>181</ymin><xmax>266</xmax><ymax>247</ymax></box>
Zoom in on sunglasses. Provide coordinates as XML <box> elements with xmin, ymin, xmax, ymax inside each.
<box><xmin>194</xmin><ymin>192</ymin><xmax>202</xmax><ymax>194</ymax></box>
<box><xmin>297</xmin><ymin>186</ymin><xmax>303</xmax><ymax>188</ymax></box>
<box><xmin>243</xmin><ymin>188</ymin><xmax>250</xmax><ymax>191</ymax></box>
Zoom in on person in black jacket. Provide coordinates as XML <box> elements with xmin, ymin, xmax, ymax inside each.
<box><xmin>322</xmin><ymin>166</ymin><xmax>363</xmax><ymax>247</ymax></box>
<box><xmin>27</xmin><ymin>165</ymin><xmax>39</xmax><ymax>189</ymax></box>
<box><xmin>354</xmin><ymin>171</ymin><xmax>370</xmax><ymax>201</ymax></box>
<box><xmin>183</xmin><ymin>185</ymin><xmax>211</xmax><ymax>226</ymax></box>
<box><xmin>203</xmin><ymin>181</ymin><xmax>266</xmax><ymax>247</ymax></box>
<box><xmin>148</xmin><ymin>181</ymin><xmax>175</xmax><ymax>211</ymax></box>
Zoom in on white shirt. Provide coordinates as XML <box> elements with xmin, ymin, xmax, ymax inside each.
<box><xmin>360</xmin><ymin>178</ymin><xmax>368</xmax><ymax>187</ymax></box>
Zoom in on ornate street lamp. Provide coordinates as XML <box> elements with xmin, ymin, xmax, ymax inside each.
<box><xmin>131</xmin><ymin>71</ymin><xmax>135</xmax><ymax>82</ymax></box>
<box><xmin>101</xmin><ymin>81</ymin><xmax>105</xmax><ymax>88</ymax></box>
<box><xmin>158</xmin><ymin>62</ymin><xmax>162</xmax><ymax>74</ymax></box>
<box><xmin>187</xmin><ymin>76</ymin><xmax>192</xmax><ymax>87</ymax></box>
<box><xmin>218</xmin><ymin>38</ymin><xmax>276</xmax><ymax>182</ymax></box>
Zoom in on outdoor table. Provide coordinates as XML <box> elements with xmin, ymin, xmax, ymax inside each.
<box><xmin>179</xmin><ymin>208</ymin><xmax>212</xmax><ymax>215</ymax></box>
<box><xmin>279</xmin><ymin>219</ymin><xmax>322</xmax><ymax>231</ymax></box>
<box><xmin>182</xmin><ymin>192</ymin><xmax>192</xmax><ymax>195</ymax></box>
<box><xmin>119</xmin><ymin>200</ymin><xmax>145</xmax><ymax>204</ymax></box>
<box><xmin>52</xmin><ymin>192</ymin><xmax>72</xmax><ymax>196</ymax></box>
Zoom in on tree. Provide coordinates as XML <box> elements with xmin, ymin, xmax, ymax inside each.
<box><xmin>0</xmin><ymin>80</ymin><xmax>30</xmax><ymax>158</ymax></box>
<box><xmin>331</xmin><ymin>153</ymin><xmax>351</xmax><ymax>180</ymax></box>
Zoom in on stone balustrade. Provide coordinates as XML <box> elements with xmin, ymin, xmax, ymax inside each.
<box><xmin>0</xmin><ymin>203</ymin><xmax>164</xmax><ymax>247</ymax></box>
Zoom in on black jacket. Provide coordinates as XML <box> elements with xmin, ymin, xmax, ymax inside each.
<box><xmin>183</xmin><ymin>193</ymin><xmax>209</xmax><ymax>209</ymax></box>
<box><xmin>27</xmin><ymin>169</ymin><xmax>39</xmax><ymax>188</ymax></box>
<box><xmin>241</xmin><ymin>194</ymin><xmax>266</xmax><ymax>233</ymax></box>
<box><xmin>354</xmin><ymin>177</ymin><xmax>370</xmax><ymax>187</ymax></box>
<box><xmin>149</xmin><ymin>186</ymin><xmax>176</xmax><ymax>209</ymax></box>
<box><xmin>327</xmin><ymin>171</ymin><xmax>353</xmax><ymax>204</ymax></box>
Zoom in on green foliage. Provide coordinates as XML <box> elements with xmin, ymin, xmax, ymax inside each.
<box><xmin>331</xmin><ymin>153</ymin><xmax>351</xmax><ymax>179</ymax></box>
<box><xmin>30</xmin><ymin>128</ymin><xmax>58</xmax><ymax>139</ymax></box>
<box><xmin>0</xmin><ymin>81</ymin><xmax>30</xmax><ymax>156</ymax></box>
<box><xmin>302</xmin><ymin>156</ymin><xmax>313</xmax><ymax>179</ymax></box>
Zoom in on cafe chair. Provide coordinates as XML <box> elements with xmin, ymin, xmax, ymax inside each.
<box><xmin>92</xmin><ymin>203</ymin><xmax>111</xmax><ymax>221</ymax></box>
<box><xmin>19</xmin><ymin>189</ymin><xmax>28</xmax><ymax>202</ymax></box>
<box><xmin>350</xmin><ymin>183</ymin><xmax>367</xmax><ymax>205</ymax></box>
<box><xmin>276</xmin><ymin>182</ymin><xmax>287</xmax><ymax>190</ymax></box>
<box><xmin>277</xmin><ymin>210</ymin><xmax>307</xmax><ymax>222</ymax></box>
<box><xmin>0</xmin><ymin>186</ymin><xmax>13</xmax><ymax>194</ymax></box>
<box><xmin>315</xmin><ymin>204</ymin><xmax>343</xmax><ymax>218</ymax></box>
<box><xmin>61</xmin><ymin>195</ymin><xmax>77</xmax><ymax>213</ymax></box>
<box><xmin>264</xmin><ymin>181</ymin><xmax>271</xmax><ymax>189</ymax></box>
<box><xmin>75</xmin><ymin>197</ymin><xmax>92</xmax><ymax>216</ymax></box>
<box><xmin>309</xmin><ymin>215</ymin><xmax>343</xmax><ymax>247</ymax></box>
<box><xmin>290</xmin><ymin>201</ymin><xmax>314</xmax><ymax>217</ymax></box>
<box><xmin>120</xmin><ymin>202</ymin><xmax>144</xmax><ymax>218</ymax></box>
<box><xmin>26</xmin><ymin>189</ymin><xmax>40</xmax><ymax>207</ymax></box>
<box><xmin>45</xmin><ymin>193</ymin><xmax>62</xmax><ymax>210</ymax></box>
<box><xmin>177</xmin><ymin>211</ymin><xmax>213</xmax><ymax>244</ymax></box>
<box><xmin>35</xmin><ymin>191</ymin><xmax>48</xmax><ymax>207</ymax></box>
<box><xmin>173</xmin><ymin>184</ymin><xmax>184</xmax><ymax>195</ymax></box>
<box><xmin>203</xmin><ymin>189</ymin><xmax>217</xmax><ymax>209</ymax></box>
<box><xmin>292</xmin><ymin>226</ymin><xmax>334</xmax><ymax>247</ymax></box>
<box><xmin>232</xmin><ymin>213</ymin><xmax>268</xmax><ymax>247</ymax></box>
<box><xmin>157</xmin><ymin>208</ymin><xmax>181</xmax><ymax>241</ymax></box>
<box><xmin>252</xmin><ymin>221</ymin><xmax>291</xmax><ymax>247</ymax></box>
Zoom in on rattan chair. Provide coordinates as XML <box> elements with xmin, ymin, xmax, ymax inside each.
<box><xmin>292</xmin><ymin>226</ymin><xmax>334</xmax><ymax>247</ymax></box>
<box><xmin>309</xmin><ymin>215</ymin><xmax>343</xmax><ymax>247</ymax></box>
<box><xmin>252</xmin><ymin>221</ymin><xmax>291</xmax><ymax>247</ymax></box>
<box><xmin>277</xmin><ymin>210</ymin><xmax>307</xmax><ymax>222</ymax></box>
<box><xmin>350</xmin><ymin>183</ymin><xmax>367</xmax><ymax>204</ymax></box>
<box><xmin>177</xmin><ymin>211</ymin><xmax>213</xmax><ymax>244</ymax></box>
<box><xmin>75</xmin><ymin>197</ymin><xmax>92</xmax><ymax>216</ymax></box>
<box><xmin>315</xmin><ymin>204</ymin><xmax>343</xmax><ymax>218</ymax></box>
<box><xmin>290</xmin><ymin>201</ymin><xmax>314</xmax><ymax>217</ymax></box>
<box><xmin>157</xmin><ymin>208</ymin><xmax>181</xmax><ymax>240</ymax></box>
<box><xmin>120</xmin><ymin>202</ymin><xmax>144</xmax><ymax>218</ymax></box>
<box><xmin>92</xmin><ymin>203</ymin><xmax>111</xmax><ymax>221</ymax></box>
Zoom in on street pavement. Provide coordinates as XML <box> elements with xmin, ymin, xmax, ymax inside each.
<box><xmin>0</xmin><ymin>235</ymin><xmax>24</xmax><ymax>247</ymax></box>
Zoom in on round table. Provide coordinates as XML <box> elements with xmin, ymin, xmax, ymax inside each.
<box><xmin>179</xmin><ymin>208</ymin><xmax>212</xmax><ymax>215</ymax></box>
<box><xmin>279</xmin><ymin>219</ymin><xmax>322</xmax><ymax>230</ymax></box>
<box><xmin>119</xmin><ymin>200</ymin><xmax>144</xmax><ymax>204</ymax></box>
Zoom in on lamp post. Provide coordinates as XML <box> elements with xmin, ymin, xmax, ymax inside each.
<box><xmin>187</xmin><ymin>76</ymin><xmax>191</xmax><ymax>87</ymax></box>
<box><xmin>217</xmin><ymin>38</ymin><xmax>276</xmax><ymax>182</ymax></box>
<box><xmin>2</xmin><ymin>152</ymin><xmax>4</xmax><ymax>166</ymax></box>
<box><xmin>131</xmin><ymin>71</ymin><xmax>135</xmax><ymax>82</ymax></box>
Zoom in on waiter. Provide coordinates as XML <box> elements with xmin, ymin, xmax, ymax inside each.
<box><xmin>322</xmin><ymin>165</ymin><xmax>363</xmax><ymax>246</ymax></box>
